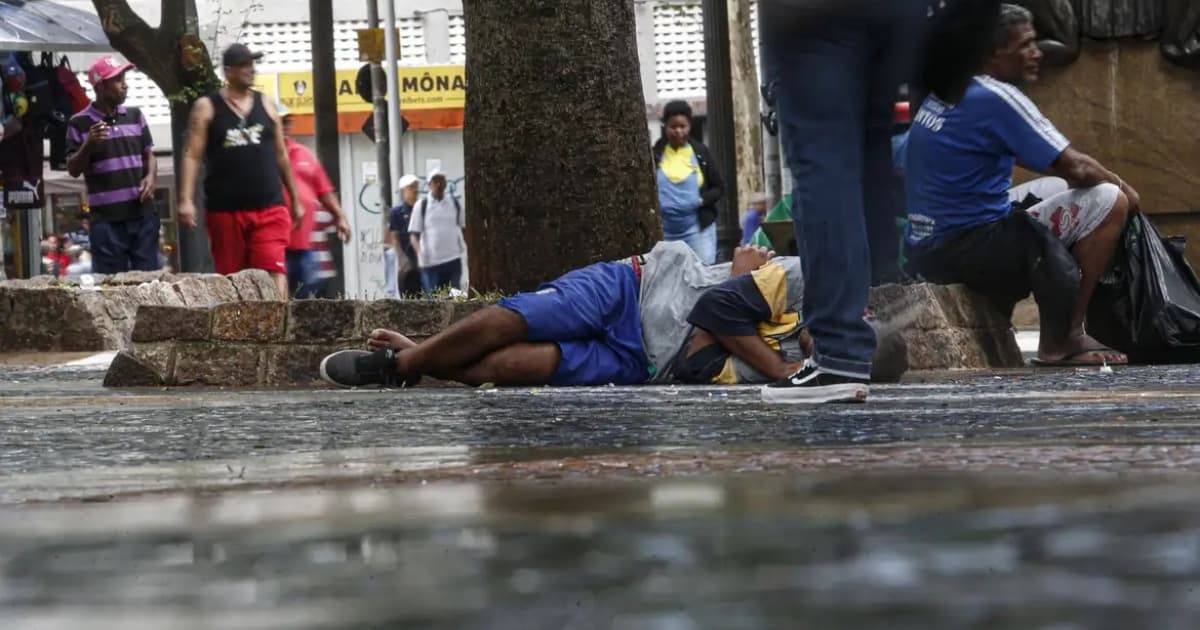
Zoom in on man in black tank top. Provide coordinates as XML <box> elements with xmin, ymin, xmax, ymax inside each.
<box><xmin>177</xmin><ymin>43</ymin><xmax>301</xmax><ymax>300</ymax></box>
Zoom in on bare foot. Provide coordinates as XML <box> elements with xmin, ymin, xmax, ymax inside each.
<box><xmin>366</xmin><ymin>329</ymin><xmax>417</xmax><ymax>351</ymax></box>
<box><xmin>1037</xmin><ymin>333</ymin><xmax>1127</xmax><ymax>365</ymax></box>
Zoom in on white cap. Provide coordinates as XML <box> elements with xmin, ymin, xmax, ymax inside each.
<box><xmin>427</xmin><ymin>168</ymin><xmax>445</xmax><ymax>181</ymax></box>
<box><xmin>398</xmin><ymin>174</ymin><xmax>419</xmax><ymax>189</ymax></box>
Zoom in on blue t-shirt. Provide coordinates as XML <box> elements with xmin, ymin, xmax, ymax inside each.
<box><xmin>388</xmin><ymin>202</ymin><xmax>416</xmax><ymax>260</ymax></box>
<box><xmin>905</xmin><ymin>75</ymin><xmax>1070</xmax><ymax>247</ymax></box>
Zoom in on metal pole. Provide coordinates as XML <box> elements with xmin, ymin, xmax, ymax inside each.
<box><xmin>384</xmin><ymin>0</ymin><xmax>403</xmax><ymax>180</ymax></box>
<box><xmin>701</xmin><ymin>0</ymin><xmax>739</xmax><ymax>262</ymax></box>
<box><xmin>310</xmin><ymin>0</ymin><xmax>345</xmax><ymax>296</ymax></box>
<box><xmin>366</xmin><ymin>0</ymin><xmax>392</xmax><ymax>212</ymax></box>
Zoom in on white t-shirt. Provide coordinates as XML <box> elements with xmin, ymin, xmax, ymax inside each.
<box><xmin>409</xmin><ymin>193</ymin><xmax>466</xmax><ymax>267</ymax></box>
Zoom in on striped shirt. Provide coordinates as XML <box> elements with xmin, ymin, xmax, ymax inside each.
<box><xmin>66</xmin><ymin>104</ymin><xmax>154</xmax><ymax>222</ymax></box>
<box><xmin>311</xmin><ymin>208</ymin><xmax>338</xmax><ymax>280</ymax></box>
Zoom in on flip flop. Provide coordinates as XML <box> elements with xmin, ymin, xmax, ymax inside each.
<box><xmin>1030</xmin><ymin>349</ymin><xmax>1128</xmax><ymax>368</ymax></box>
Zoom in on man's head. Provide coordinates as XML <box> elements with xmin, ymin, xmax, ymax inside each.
<box><xmin>80</xmin><ymin>217</ymin><xmax>90</xmax><ymax>232</ymax></box>
<box><xmin>222</xmin><ymin>43</ymin><xmax>263</xmax><ymax>90</ymax></box>
<box><xmin>662</xmin><ymin>100</ymin><xmax>693</xmax><ymax>149</ymax></box>
<box><xmin>277</xmin><ymin>100</ymin><xmax>293</xmax><ymax>136</ymax></box>
<box><xmin>428</xmin><ymin>169</ymin><xmax>447</xmax><ymax>200</ymax></box>
<box><xmin>987</xmin><ymin>4</ymin><xmax>1043</xmax><ymax>85</ymax></box>
<box><xmin>398</xmin><ymin>174</ymin><xmax>420</xmax><ymax>205</ymax></box>
<box><xmin>87</xmin><ymin>56</ymin><xmax>134</xmax><ymax>108</ymax></box>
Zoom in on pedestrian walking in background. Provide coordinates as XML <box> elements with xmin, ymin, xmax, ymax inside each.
<box><xmin>409</xmin><ymin>169</ymin><xmax>466</xmax><ymax>294</ymax></box>
<box><xmin>652</xmin><ymin>100</ymin><xmax>724</xmax><ymax>264</ymax></box>
<box><xmin>65</xmin><ymin>55</ymin><xmax>158</xmax><ymax>273</ymax></box>
<box><xmin>176</xmin><ymin>43</ymin><xmax>302</xmax><ymax>300</ymax></box>
<box><xmin>279</xmin><ymin>104</ymin><xmax>351</xmax><ymax>298</ymax></box>
<box><xmin>388</xmin><ymin>174</ymin><xmax>423</xmax><ymax>296</ymax></box>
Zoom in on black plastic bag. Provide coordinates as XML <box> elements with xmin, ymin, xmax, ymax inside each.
<box><xmin>1087</xmin><ymin>214</ymin><xmax>1200</xmax><ymax>363</ymax></box>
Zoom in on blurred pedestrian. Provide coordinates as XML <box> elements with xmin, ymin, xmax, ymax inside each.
<box><xmin>388</xmin><ymin>174</ymin><xmax>422</xmax><ymax>296</ymax></box>
<box><xmin>279</xmin><ymin>104</ymin><xmax>351</xmax><ymax>298</ymax></box>
<box><xmin>409</xmin><ymin>169</ymin><xmax>465</xmax><ymax>294</ymax></box>
<box><xmin>653</xmin><ymin>100</ymin><xmax>724</xmax><ymax>264</ymax></box>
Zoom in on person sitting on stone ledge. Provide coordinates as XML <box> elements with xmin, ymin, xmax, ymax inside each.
<box><xmin>904</xmin><ymin>2</ymin><xmax>1138</xmax><ymax>367</ymax></box>
<box><xmin>319</xmin><ymin>241</ymin><xmax>905</xmax><ymax>404</ymax></box>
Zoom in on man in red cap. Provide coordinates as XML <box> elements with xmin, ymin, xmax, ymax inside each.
<box><xmin>65</xmin><ymin>55</ymin><xmax>159</xmax><ymax>273</ymax></box>
<box><xmin>177</xmin><ymin>43</ymin><xmax>301</xmax><ymax>299</ymax></box>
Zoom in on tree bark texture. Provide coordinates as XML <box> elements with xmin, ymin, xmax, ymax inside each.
<box><xmin>729</xmin><ymin>0</ymin><xmax>763</xmax><ymax>225</ymax></box>
<box><xmin>462</xmin><ymin>0</ymin><xmax>662</xmax><ymax>294</ymax></box>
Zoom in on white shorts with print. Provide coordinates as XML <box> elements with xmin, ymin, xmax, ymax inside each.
<box><xmin>1014</xmin><ymin>178</ymin><xmax>1121</xmax><ymax>247</ymax></box>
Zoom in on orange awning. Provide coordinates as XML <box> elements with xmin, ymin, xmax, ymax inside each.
<box><xmin>287</xmin><ymin>108</ymin><xmax>463</xmax><ymax>136</ymax></box>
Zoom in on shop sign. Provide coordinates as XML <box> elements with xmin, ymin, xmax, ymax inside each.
<box><xmin>277</xmin><ymin>65</ymin><xmax>465</xmax><ymax>114</ymax></box>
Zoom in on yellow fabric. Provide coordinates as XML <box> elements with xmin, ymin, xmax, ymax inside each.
<box><xmin>751</xmin><ymin>263</ymin><xmax>789</xmax><ymax>319</ymax></box>
<box><xmin>660</xmin><ymin>144</ymin><xmax>705</xmax><ymax>188</ymax></box>
<box><xmin>708</xmin><ymin>263</ymin><xmax>803</xmax><ymax>385</ymax></box>
<box><xmin>713</xmin><ymin>358</ymin><xmax>740</xmax><ymax>385</ymax></box>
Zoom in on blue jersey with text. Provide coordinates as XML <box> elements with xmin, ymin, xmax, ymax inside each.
<box><xmin>905</xmin><ymin>75</ymin><xmax>1070</xmax><ymax>247</ymax></box>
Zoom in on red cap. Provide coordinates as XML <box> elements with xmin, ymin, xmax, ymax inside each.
<box><xmin>87</xmin><ymin>55</ymin><xmax>135</xmax><ymax>86</ymax></box>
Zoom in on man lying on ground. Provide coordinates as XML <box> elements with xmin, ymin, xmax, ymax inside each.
<box><xmin>905</xmin><ymin>3</ymin><xmax>1137</xmax><ymax>367</ymax></box>
<box><xmin>320</xmin><ymin>241</ymin><xmax>904</xmax><ymax>404</ymax></box>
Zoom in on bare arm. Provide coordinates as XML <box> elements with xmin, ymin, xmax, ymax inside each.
<box><xmin>179</xmin><ymin>97</ymin><xmax>213</xmax><ymax>203</ymax></box>
<box><xmin>177</xmin><ymin>97</ymin><xmax>214</xmax><ymax>227</ymax></box>
<box><xmin>66</xmin><ymin>122</ymin><xmax>107</xmax><ymax>178</ymax></box>
<box><xmin>318</xmin><ymin>191</ymin><xmax>352</xmax><ymax>242</ymax></box>
<box><xmin>410</xmin><ymin>233</ymin><xmax>422</xmax><ymax>259</ymax></box>
<box><xmin>1048</xmin><ymin>147</ymin><xmax>1140</xmax><ymax>209</ymax></box>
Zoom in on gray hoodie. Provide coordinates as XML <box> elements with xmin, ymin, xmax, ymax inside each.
<box><xmin>632</xmin><ymin>241</ymin><xmax>805</xmax><ymax>383</ymax></box>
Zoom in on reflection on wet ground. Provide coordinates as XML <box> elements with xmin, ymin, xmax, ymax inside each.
<box><xmin>6</xmin><ymin>475</ymin><xmax>1200</xmax><ymax>629</ymax></box>
<box><xmin>5</xmin><ymin>362</ymin><xmax>1200</xmax><ymax>627</ymax></box>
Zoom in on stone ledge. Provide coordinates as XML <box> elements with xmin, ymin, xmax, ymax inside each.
<box><xmin>0</xmin><ymin>270</ymin><xmax>281</xmax><ymax>353</ymax></box>
<box><xmin>106</xmin><ymin>298</ymin><xmax>495</xmax><ymax>387</ymax></box>
<box><xmin>103</xmin><ymin>283</ymin><xmax>1019</xmax><ymax>388</ymax></box>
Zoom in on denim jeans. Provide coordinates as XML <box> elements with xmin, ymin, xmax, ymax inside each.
<box><xmin>678</xmin><ymin>222</ymin><xmax>718</xmax><ymax>265</ymax></box>
<box><xmin>286</xmin><ymin>249</ymin><xmax>324</xmax><ymax>299</ymax></box>
<box><xmin>421</xmin><ymin>257</ymin><xmax>463</xmax><ymax>294</ymax></box>
<box><xmin>763</xmin><ymin>4</ymin><xmax>923</xmax><ymax>379</ymax></box>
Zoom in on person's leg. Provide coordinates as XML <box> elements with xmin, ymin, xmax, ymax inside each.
<box><xmin>767</xmin><ymin>21</ymin><xmax>876</xmax><ymax>380</ymax></box>
<box><xmin>444</xmin><ymin>257</ymin><xmax>463</xmax><ymax>290</ymax></box>
<box><xmin>245</xmin><ymin>206</ymin><xmax>292</xmax><ymax>301</ymax></box>
<box><xmin>1024</xmin><ymin>184</ymin><xmax>1129</xmax><ymax>362</ymax></box>
<box><xmin>206</xmin><ymin>211</ymin><xmax>248</xmax><ymax>276</ymax></box>
<box><xmin>1009</xmin><ymin>177</ymin><xmax>1069</xmax><ymax>205</ymax></box>
<box><xmin>285</xmin><ymin>250</ymin><xmax>306</xmax><ymax>298</ymax></box>
<box><xmin>127</xmin><ymin>212</ymin><xmax>162</xmax><ymax>271</ymax></box>
<box><xmin>88</xmin><ymin>220</ymin><xmax>130</xmax><ymax>274</ymax></box>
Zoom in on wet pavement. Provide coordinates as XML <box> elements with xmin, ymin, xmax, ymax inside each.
<box><xmin>4</xmin><ymin>359</ymin><xmax>1200</xmax><ymax>628</ymax></box>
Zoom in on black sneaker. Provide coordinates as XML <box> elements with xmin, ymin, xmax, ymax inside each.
<box><xmin>762</xmin><ymin>359</ymin><xmax>869</xmax><ymax>404</ymax></box>
<box><xmin>319</xmin><ymin>348</ymin><xmax>417</xmax><ymax>389</ymax></box>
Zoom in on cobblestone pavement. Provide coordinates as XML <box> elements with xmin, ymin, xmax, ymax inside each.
<box><xmin>4</xmin><ymin>360</ymin><xmax>1200</xmax><ymax>628</ymax></box>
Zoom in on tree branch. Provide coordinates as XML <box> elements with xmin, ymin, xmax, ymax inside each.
<box><xmin>92</xmin><ymin>0</ymin><xmax>219</xmax><ymax>102</ymax></box>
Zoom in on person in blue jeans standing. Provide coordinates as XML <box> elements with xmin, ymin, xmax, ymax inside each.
<box><xmin>759</xmin><ymin>0</ymin><xmax>926</xmax><ymax>403</ymax></box>
<box><xmin>653</xmin><ymin>101</ymin><xmax>725</xmax><ymax>265</ymax></box>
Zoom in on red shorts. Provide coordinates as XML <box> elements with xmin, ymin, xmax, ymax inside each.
<box><xmin>206</xmin><ymin>205</ymin><xmax>291</xmax><ymax>275</ymax></box>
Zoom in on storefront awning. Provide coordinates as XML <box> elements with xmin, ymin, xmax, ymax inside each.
<box><xmin>0</xmin><ymin>0</ymin><xmax>112</xmax><ymax>52</ymax></box>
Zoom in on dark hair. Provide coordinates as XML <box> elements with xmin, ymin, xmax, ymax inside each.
<box><xmin>661</xmin><ymin>100</ymin><xmax>692</xmax><ymax>123</ymax></box>
<box><xmin>916</xmin><ymin>0</ymin><xmax>1004</xmax><ymax>103</ymax></box>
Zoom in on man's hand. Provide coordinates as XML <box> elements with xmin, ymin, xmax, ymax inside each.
<box><xmin>86</xmin><ymin>121</ymin><xmax>110</xmax><ymax>145</ymax></box>
<box><xmin>1120</xmin><ymin>180</ymin><xmax>1141</xmax><ymax>214</ymax></box>
<box><xmin>336</xmin><ymin>218</ymin><xmax>352</xmax><ymax>243</ymax></box>
<box><xmin>290</xmin><ymin>200</ymin><xmax>305</xmax><ymax>232</ymax></box>
<box><xmin>731</xmin><ymin>245</ymin><xmax>776</xmax><ymax>276</ymax></box>
<box><xmin>177</xmin><ymin>199</ymin><xmax>198</xmax><ymax>228</ymax></box>
<box><xmin>139</xmin><ymin>175</ymin><xmax>155</xmax><ymax>202</ymax></box>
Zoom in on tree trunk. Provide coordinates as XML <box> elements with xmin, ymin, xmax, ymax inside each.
<box><xmin>462</xmin><ymin>0</ymin><xmax>662</xmax><ymax>294</ymax></box>
<box><xmin>729</xmin><ymin>0</ymin><xmax>763</xmax><ymax>226</ymax></box>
